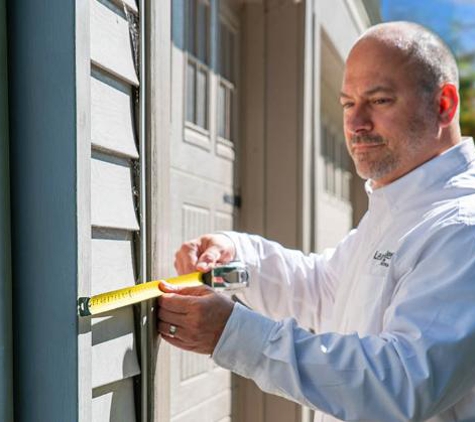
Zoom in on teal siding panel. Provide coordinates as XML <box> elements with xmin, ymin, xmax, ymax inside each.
<box><xmin>7</xmin><ymin>1</ymin><xmax>78</xmax><ymax>421</ymax></box>
<box><xmin>0</xmin><ymin>0</ymin><xmax>12</xmax><ymax>420</ymax></box>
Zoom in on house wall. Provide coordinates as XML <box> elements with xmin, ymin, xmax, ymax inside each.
<box><xmin>4</xmin><ymin>0</ymin><xmax>377</xmax><ymax>421</ymax></box>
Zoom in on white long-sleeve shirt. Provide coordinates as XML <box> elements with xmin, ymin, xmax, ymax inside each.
<box><xmin>213</xmin><ymin>138</ymin><xmax>475</xmax><ymax>421</ymax></box>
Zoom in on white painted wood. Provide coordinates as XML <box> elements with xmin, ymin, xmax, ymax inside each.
<box><xmin>149</xmin><ymin>0</ymin><xmax>173</xmax><ymax>420</ymax></box>
<box><xmin>168</xmin><ymin>3</ymin><xmax>236</xmax><ymax>419</ymax></box>
<box><xmin>91</xmin><ymin>69</ymin><xmax>139</xmax><ymax>159</ymax></box>
<box><xmin>171</xmin><ymin>390</ymin><xmax>232</xmax><ymax>422</ymax></box>
<box><xmin>215</xmin><ymin>211</ymin><xmax>232</xmax><ymax>232</ymax></box>
<box><xmin>171</xmin><ymin>353</ymin><xmax>231</xmax><ymax>419</ymax></box>
<box><xmin>90</xmin><ymin>0</ymin><xmax>139</xmax><ymax>86</ymax></box>
<box><xmin>180</xmin><ymin>349</ymin><xmax>210</xmax><ymax>381</ymax></box>
<box><xmin>92</xmin><ymin>378</ymin><xmax>137</xmax><ymax>422</ymax></box>
<box><xmin>92</xmin><ymin>307</ymin><xmax>140</xmax><ymax>388</ymax></box>
<box><xmin>91</xmin><ymin>155</ymin><xmax>139</xmax><ymax>231</ymax></box>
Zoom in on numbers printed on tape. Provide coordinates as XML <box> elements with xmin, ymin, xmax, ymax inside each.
<box><xmin>78</xmin><ymin>273</ymin><xmax>204</xmax><ymax>317</ymax></box>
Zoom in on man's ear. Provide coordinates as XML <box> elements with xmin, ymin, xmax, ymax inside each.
<box><xmin>438</xmin><ymin>84</ymin><xmax>459</xmax><ymax>127</ymax></box>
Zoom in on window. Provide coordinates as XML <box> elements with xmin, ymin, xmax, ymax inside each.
<box><xmin>322</xmin><ymin>123</ymin><xmax>334</xmax><ymax>194</ymax></box>
<box><xmin>185</xmin><ymin>0</ymin><xmax>210</xmax><ymax>131</ymax></box>
<box><xmin>322</xmin><ymin>121</ymin><xmax>351</xmax><ymax>202</ymax></box>
<box><xmin>340</xmin><ymin>141</ymin><xmax>352</xmax><ymax>201</ymax></box>
<box><xmin>184</xmin><ymin>0</ymin><xmax>239</xmax><ymax>152</ymax></box>
<box><xmin>217</xmin><ymin>20</ymin><xmax>236</xmax><ymax>142</ymax></box>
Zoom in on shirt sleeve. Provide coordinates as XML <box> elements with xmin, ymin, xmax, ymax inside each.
<box><xmin>221</xmin><ymin>231</ymin><xmax>344</xmax><ymax>330</ymax></box>
<box><xmin>213</xmin><ymin>223</ymin><xmax>475</xmax><ymax>421</ymax></box>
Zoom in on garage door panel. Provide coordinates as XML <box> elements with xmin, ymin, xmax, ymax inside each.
<box><xmin>171</xmin><ymin>389</ymin><xmax>232</xmax><ymax>422</ymax></box>
<box><xmin>171</xmin><ymin>348</ymin><xmax>232</xmax><ymax>418</ymax></box>
<box><xmin>169</xmin><ymin>169</ymin><xmax>234</xmax><ymax>419</ymax></box>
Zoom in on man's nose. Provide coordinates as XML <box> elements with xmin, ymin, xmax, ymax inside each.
<box><xmin>345</xmin><ymin>105</ymin><xmax>373</xmax><ymax>134</ymax></box>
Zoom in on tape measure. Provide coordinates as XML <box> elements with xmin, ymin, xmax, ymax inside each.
<box><xmin>77</xmin><ymin>262</ymin><xmax>249</xmax><ymax>317</ymax></box>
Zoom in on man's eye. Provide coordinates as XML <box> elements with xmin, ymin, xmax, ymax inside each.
<box><xmin>341</xmin><ymin>102</ymin><xmax>354</xmax><ymax>109</ymax></box>
<box><xmin>373</xmin><ymin>98</ymin><xmax>392</xmax><ymax>105</ymax></box>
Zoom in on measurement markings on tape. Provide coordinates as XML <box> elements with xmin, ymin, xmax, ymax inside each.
<box><xmin>77</xmin><ymin>262</ymin><xmax>249</xmax><ymax>317</ymax></box>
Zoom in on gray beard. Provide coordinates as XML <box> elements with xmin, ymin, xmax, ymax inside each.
<box><xmin>350</xmin><ymin>132</ymin><xmax>427</xmax><ymax>182</ymax></box>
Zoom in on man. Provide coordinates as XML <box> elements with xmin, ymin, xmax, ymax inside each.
<box><xmin>158</xmin><ymin>21</ymin><xmax>475</xmax><ymax>421</ymax></box>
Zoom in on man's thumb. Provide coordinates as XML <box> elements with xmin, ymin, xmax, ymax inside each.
<box><xmin>159</xmin><ymin>281</ymin><xmax>210</xmax><ymax>296</ymax></box>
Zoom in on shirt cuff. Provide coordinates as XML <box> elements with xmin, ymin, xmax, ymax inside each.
<box><xmin>217</xmin><ymin>231</ymin><xmax>259</xmax><ymax>267</ymax></box>
<box><xmin>212</xmin><ymin>302</ymin><xmax>276</xmax><ymax>379</ymax></box>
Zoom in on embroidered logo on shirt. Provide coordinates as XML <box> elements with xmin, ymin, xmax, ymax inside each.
<box><xmin>373</xmin><ymin>250</ymin><xmax>394</xmax><ymax>267</ymax></box>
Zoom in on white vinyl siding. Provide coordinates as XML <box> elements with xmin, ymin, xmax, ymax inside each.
<box><xmin>91</xmin><ymin>69</ymin><xmax>139</xmax><ymax>158</ymax></box>
<box><xmin>89</xmin><ymin>0</ymin><xmax>141</xmax><ymax>420</ymax></box>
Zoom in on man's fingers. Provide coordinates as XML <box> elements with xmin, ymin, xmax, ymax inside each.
<box><xmin>174</xmin><ymin>240</ymin><xmax>199</xmax><ymax>275</ymax></box>
<box><xmin>157</xmin><ymin>307</ymin><xmax>188</xmax><ymax>326</ymax></box>
<box><xmin>196</xmin><ymin>245</ymin><xmax>222</xmax><ymax>272</ymax></box>
<box><xmin>158</xmin><ymin>285</ymin><xmax>212</xmax><ymax>313</ymax></box>
<box><xmin>157</xmin><ymin>292</ymin><xmax>191</xmax><ymax>313</ymax></box>
<box><xmin>174</xmin><ymin>233</ymin><xmax>236</xmax><ymax>275</ymax></box>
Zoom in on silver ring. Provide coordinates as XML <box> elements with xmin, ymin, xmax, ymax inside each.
<box><xmin>169</xmin><ymin>325</ymin><xmax>177</xmax><ymax>336</ymax></box>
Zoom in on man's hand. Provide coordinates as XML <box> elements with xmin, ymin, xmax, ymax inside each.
<box><xmin>174</xmin><ymin>233</ymin><xmax>236</xmax><ymax>275</ymax></box>
<box><xmin>157</xmin><ymin>282</ymin><xmax>235</xmax><ymax>355</ymax></box>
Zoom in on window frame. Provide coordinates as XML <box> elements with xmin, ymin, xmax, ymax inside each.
<box><xmin>216</xmin><ymin>11</ymin><xmax>239</xmax><ymax>152</ymax></box>
<box><xmin>321</xmin><ymin>118</ymin><xmax>352</xmax><ymax>204</ymax></box>
<box><xmin>183</xmin><ymin>0</ymin><xmax>240</xmax><ymax>160</ymax></box>
<box><xmin>184</xmin><ymin>0</ymin><xmax>211</xmax><ymax>139</ymax></box>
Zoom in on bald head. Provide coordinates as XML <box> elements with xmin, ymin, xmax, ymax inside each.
<box><xmin>354</xmin><ymin>21</ymin><xmax>458</xmax><ymax>96</ymax></box>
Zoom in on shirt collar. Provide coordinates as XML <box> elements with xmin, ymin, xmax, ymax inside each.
<box><xmin>365</xmin><ymin>137</ymin><xmax>475</xmax><ymax>212</ymax></box>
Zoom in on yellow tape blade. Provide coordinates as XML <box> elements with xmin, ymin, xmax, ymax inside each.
<box><xmin>80</xmin><ymin>272</ymin><xmax>204</xmax><ymax>316</ymax></box>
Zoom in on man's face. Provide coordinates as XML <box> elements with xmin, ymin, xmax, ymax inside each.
<box><xmin>340</xmin><ymin>38</ymin><xmax>440</xmax><ymax>188</ymax></box>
